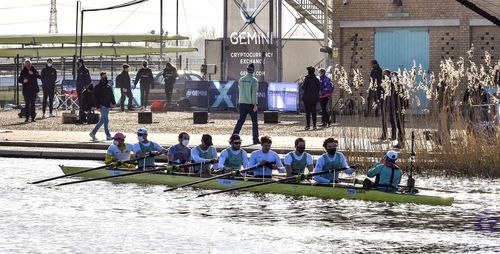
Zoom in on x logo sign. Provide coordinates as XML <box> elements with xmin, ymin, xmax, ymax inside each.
<box><xmin>212</xmin><ymin>81</ymin><xmax>235</xmax><ymax>108</ymax></box>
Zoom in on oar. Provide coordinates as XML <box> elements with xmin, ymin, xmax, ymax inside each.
<box><xmin>54</xmin><ymin>162</ymin><xmax>203</xmax><ymax>187</ymax></box>
<box><xmin>196</xmin><ymin>167</ymin><xmax>355</xmax><ymax>198</ymax></box>
<box><xmin>164</xmin><ymin>164</ymin><xmax>262</xmax><ymax>192</ymax></box>
<box><xmin>29</xmin><ymin>154</ymin><xmax>157</xmax><ymax>184</ymax></box>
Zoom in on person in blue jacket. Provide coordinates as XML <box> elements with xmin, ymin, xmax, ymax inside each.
<box><xmin>365</xmin><ymin>150</ymin><xmax>402</xmax><ymax>192</ymax></box>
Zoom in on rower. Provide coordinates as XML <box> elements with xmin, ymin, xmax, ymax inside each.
<box><xmin>249</xmin><ymin>135</ymin><xmax>285</xmax><ymax>178</ymax></box>
<box><xmin>313</xmin><ymin>137</ymin><xmax>352</xmax><ymax>183</ymax></box>
<box><xmin>105</xmin><ymin>132</ymin><xmax>135</xmax><ymax>169</ymax></box>
<box><xmin>364</xmin><ymin>150</ymin><xmax>402</xmax><ymax>192</ymax></box>
<box><xmin>167</xmin><ymin>132</ymin><xmax>192</xmax><ymax>165</ymax></box>
<box><xmin>133</xmin><ymin>128</ymin><xmax>167</xmax><ymax>169</ymax></box>
<box><xmin>215</xmin><ymin>134</ymin><xmax>249</xmax><ymax>174</ymax></box>
<box><xmin>284</xmin><ymin>137</ymin><xmax>313</xmax><ymax>176</ymax></box>
<box><xmin>190</xmin><ymin>134</ymin><xmax>218</xmax><ymax>177</ymax></box>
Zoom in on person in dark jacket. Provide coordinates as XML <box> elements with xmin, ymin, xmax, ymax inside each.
<box><xmin>367</xmin><ymin>60</ymin><xmax>383</xmax><ymax>117</ymax></box>
<box><xmin>318</xmin><ymin>68</ymin><xmax>333</xmax><ymax>127</ymax></box>
<box><xmin>116</xmin><ymin>63</ymin><xmax>133</xmax><ymax>111</ymax></box>
<box><xmin>89</xmin><ymin>72</ymin><xmax>116</xmax><ymax>142</ymax></box>
<box><xmin>301</xmin><ymin>66</ymin><xmax>320</xmax><ymax>130</ymax></box>
<box><xmin>388</xmin><ymin>72</ymin><xmax>406</xmax><ymax>148</ymax></box>
<box><xmin>162</xmin><ymin>62</ymin><xmax>178</xmax><ymax>103</ymax></box>
<box><xmin>77</xmin><ymin>59</ymin><xmax>91</xmax><ymax>123</ymax></box>
<box><xmin>41</xmin><ymin>58</ymin><xmax>57</xmax><ymax>118</ymax></box>
<box><xmin>134</xmin><ymin>61</ymin><xmax>154</xmax><ymax>110</ymax></box>
<box><xmin>18</xmin><ymin>59</ymin><xmax>41</xmax><ymax>122</ymax></box>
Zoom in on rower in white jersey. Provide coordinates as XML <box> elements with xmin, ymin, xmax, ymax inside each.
<box><xmin>248</xmin><ymin>135</ymin><xmax>285</xmax><ymax>178</ymax></box>
<box><xmin>105</xmin><ymin>132</ymin><xmax>135</xmax><ymax>169</ymax></box>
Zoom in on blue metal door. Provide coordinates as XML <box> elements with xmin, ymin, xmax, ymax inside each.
<box><xmin>375</xmin><ymin>27</ymin><xmax>429</xmax><ymax>114</ymax></box>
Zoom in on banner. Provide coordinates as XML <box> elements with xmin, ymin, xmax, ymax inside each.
<box><xmin>225</xmin><ymin>0</ymin><xmax>277</xmax><ymax>83</ymax></box>
<box><xmin>185</xmin><ymin>81</ymin><xmax>209</xmax><ymax>108</ymax></box>
<box><xmin>268</xmin><ymin>82</ymin><xmax>299</xmax><ymax>112</ymax></box>
<box><xmin>257</xmin><ymin>82</ymin><xmax>268</xmax><ymax>111</ymax></box>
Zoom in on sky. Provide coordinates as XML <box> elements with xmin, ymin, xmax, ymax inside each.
<box><xmin>0</xmin><ymin>0</ymin><xmax>225</xmax><ymax>39</ymax></box>
<box><xmin>0</xmin><ymin>0</ymin><xmax>321</xmax><ymax>40</ymax></box>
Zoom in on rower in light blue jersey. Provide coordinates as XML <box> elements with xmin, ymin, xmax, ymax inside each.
<box><xmin>133</xmin><ymin>128</ymin><xmax>167</xmax><ymax>169</ymax></box>
<box><xmin>283</xmin><ymin>137</ymin><xmax>314</xmax><ymax>176</ymax></box>
<box><xmin>313</xmin><ymin>137</ymin><xmax>353</xmax><ymax>183</ymax></box>
<box><xmin>249</xmin><ymin>135</ymin><xmax>285</xmax><ymax>178</ymax></box>
<box><xmin>365</xmin><ymin>150</ymin><xmax>402</xmax><ymax>192</ymax></box>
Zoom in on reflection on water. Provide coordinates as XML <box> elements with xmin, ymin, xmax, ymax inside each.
<box><xmin>1</xmin><ymin>158</ymin><xmax>499</xmax><ymax>253</ymax></box>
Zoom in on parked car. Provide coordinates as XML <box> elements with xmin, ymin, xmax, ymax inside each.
<box><xmin>152</xmin><ymin>70</ymin><xmax>203</xmax><ymax>102</ymax></box>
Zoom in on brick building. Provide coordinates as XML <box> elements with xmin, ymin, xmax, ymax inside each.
<box><xmin>330</xmin><ymin>0</ymin><xmax>499</xmax><ymax>112</ymax></box>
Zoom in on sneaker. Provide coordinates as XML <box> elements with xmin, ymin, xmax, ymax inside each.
<box><xmin>312</xmin><ymin>126</ymin><xmax>317</xmax><ymax>130</ymax></box>
<box><xmin>31</xmin><ymin>119</ymin><xmax>36</xmax><ymax>122</ymax></box>
<box><xmin>253</xmin><ymin>140</ymin><xmax>261</xmax><ymax>145</ymax></box>
<box><xmin>319</xmin><ymin>123</ymin><xmax>327</xmax><ymax>127</ymax></box>
<box><xmin>89</xmin><ymin>133</ymin><xmax>98</xmax><ymax>142</ymax></box>
<box><xmin>41</xmin><ymin>114</ymin><xmax>46</xmax><ymax>119</ymax></box>
<box><xmin>393</xmin><ymin>143</ymin><xmax>402</xmax><ymax>149</ymax></box>
<box><xmin>24</xmin><ymin>119</ymin><xmax>29</xmax><ymax>123</ymax></box>
<box><xmin>304</xmin><ymin>126</ymin><xmax>310</xmax><ymax>130</ymax></box>
<box><xmin>106</xmin><ymin>136</ymin><xmax>113</xmax><ymax>141</ymax></box>
<box><xmin>49</xmin><ymin>113</ymin><xmax>55</xmax><ymax>118</ymax></box>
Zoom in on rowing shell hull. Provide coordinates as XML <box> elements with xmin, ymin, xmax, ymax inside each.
<box><xmin>59</xmin><ymin>166</ymin><xmax>454</xmax><ymax>206</ymax></box>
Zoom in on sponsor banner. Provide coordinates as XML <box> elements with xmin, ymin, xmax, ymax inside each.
<box><xmin>226</xmin><ymin>44</ymin><xmax>277</xmax><ymax>82</ymax></box>
<box><xmin>185</xmin><ymin>81</ymin><xmax>210</xmax><ymax>108</ymax></box>
<box><xmin>268</xmin><ymin>82</ymin><xmax>299</xmax><ymax>112</ymax></box>
<box><xmin>209</xmin><ymin>80</ymin><xmax>238</xmax><ymax>109</ymax></box>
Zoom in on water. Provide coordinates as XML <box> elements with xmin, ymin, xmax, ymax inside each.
<box><xmin>1</xmin><ymin>157</ymin><xmax>499</xmax><ymax>253</ymax></box>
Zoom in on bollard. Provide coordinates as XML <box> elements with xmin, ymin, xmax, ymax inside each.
<box><xmin>138</xmin><ymin>112</ymin><xmax>153</xmax><ymax>124</ymax></box>
<box><xmin>193</xmin><ymin>111</ymin><xmax>208</xmax><ymax>124</ymax></box>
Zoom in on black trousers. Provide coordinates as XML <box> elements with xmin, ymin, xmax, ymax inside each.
<box><xmin>120</xmin><ymin>88</ymin><xmax>133</xmax><ymax>111</ymax></box>
<box><xmin>319</xmin><ymin>97</ymin><xmax>330</xmax><ymax>125</ymax></box>
<box><xmin>23</xmin><ymin>93</ymin><xmax>37</xmax><ymax>120</ymax></box>
<box><xmin>303</xmin><ymin>100</ymin><xmax>318</xmax><ymax>127</ymax></box>
<box><xmin>77</xmin><ymin>84</ymin><xmax>86</xmax><ymax>121</ymax></box>
<box><xmin>381</xmin><ymin>98</ymin><xmax>387</xmax><ymax>139</ymax></box>
<box><xmin>42</xmin><ymin>85</ymin><xmax>55</xmax><ymax>114</ymax></box>
<box><xmin>140</xmin><ymin>85</ymin><xmax>150</xmax><ymax>107</ymax></box>
<box><xmin>164</xmin><ymin>82</ymin><xmax>174</xmax><ymax>103</ymax></box>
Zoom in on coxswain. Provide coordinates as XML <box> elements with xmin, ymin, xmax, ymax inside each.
<box><xmin>133</xmin><ymin>128</ymin><xmax>167</xmax><ymax>169</ymax></box>
<box><xmin>190</xmin><ymin>134</ymin><xmax>218</xmax><ymax>177</ymax></box>
<box><xmin>364</xmin><ymin>150</ymin><xmax>402</xmax><ymax>192</ymax></box>
<box><xmin>284</xmin><ymin>137</ymin><xmax>314</xmax><ymax>176</ymax></box>
<box><xmin>313</xmin><ymin>137</ymin><xmax>352</xmax><ymax>183</ymax></box>
<box><xmin>248</xmin><ymin>135</ymin><xmax>285</xmax><ymax>178</ymax></box>
<box><xmin>215</xmin><ymin>134</ymin><xmax>249</xmax><ymax>174</ymax></box>
<box><xmin>105</xmin><ymin>132</ymin><xmax>135</xmax><ymax>169</ymax></box>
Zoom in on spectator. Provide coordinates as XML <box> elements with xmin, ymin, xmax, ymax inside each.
<box><xmin>18</xmin><ymin>59</ymin><xmax>40</xmax><ymax>122</ymax></box>
<box><xmin>77</xmin><ymin>59</ymin><xmax>91</xmax><ymax>123</ymax></box>
<box><xmin>116</xmin><ymin>63</ymin><xmax>133</xmax><ymax>112</ymax></box>
<box><xmin>134</xmin><ymin>60</ymin><xmax>154</xmax><ymax>110</ymax></box>
<box><xmin>367</xmin><ymin>60</ymin><xmax>383</xmax><ymax>117</ymax></box>
<box><xmin>89</xmin><ymin>72</ymin><xmax>116</xmax><ymax>142</ymax></box>
<box><xmin>318</xmin><ymin>68</ymin><xmax>333</xmax><ymax>127</ymax></box>
<box><xmin>162</xmin><ymin>62</ymin><xmax>178</xmax><ymax>103</ymax></box>
<box><xmin>41</xmin><ymin>58</ymin><xmax>57</xmax><ymax>118</ymax></box>
<box><xmin>301</xmin><ymin>66</ymin><xmax>320</xmax><ymax>130</ymax></box>
<box><xmin>233</xmin><ymin>63</ymin><xmax>260</xmax><ymax>144</ymax></box>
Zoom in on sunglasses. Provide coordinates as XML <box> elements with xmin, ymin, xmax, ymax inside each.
<box><xmin>137</xmin><ymin>133</ymin><xmax>145</xmax><ymax>137</ymax></box>
<box><xmin>233</xmin><ymin>141</ymin><xmax>242</xmax><ymax>145</ymax></box>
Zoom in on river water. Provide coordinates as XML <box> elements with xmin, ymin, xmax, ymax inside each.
<box><xmin>1</xmin><ymin>157</ymin><xmax>499</xmax><ymax>253</ymax></box>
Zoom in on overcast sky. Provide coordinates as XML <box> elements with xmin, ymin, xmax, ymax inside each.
<box><xmin>0</xmin><ymin>0</ymin><xmax>224</xmax><ymax>39</ymax></box>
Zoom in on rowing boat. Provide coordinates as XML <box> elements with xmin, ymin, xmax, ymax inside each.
<box><xmin>59</xmin><ymin>165</ymin><xmax>454</xmax><ymax>206</ymax></box>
